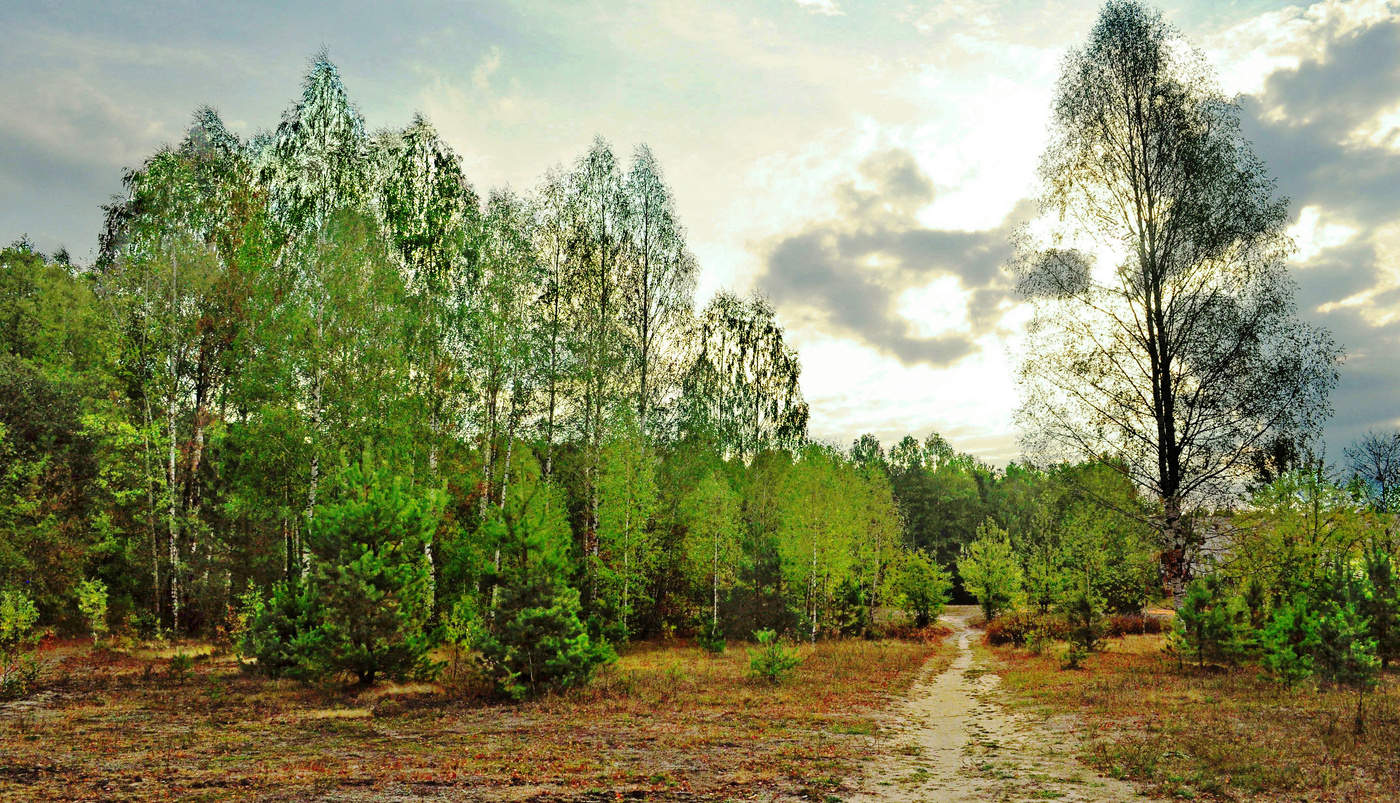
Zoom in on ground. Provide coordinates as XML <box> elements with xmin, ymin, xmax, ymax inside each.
<box><xmin>5</xmin><ymin>615</ymin><xmax>1398</xmax><ymax>801</ymax></box>
<box><xmin>990</xmin><ymin>629</ymin><xmax>1400</xmax><ymax>801</ymax></box>
<box><xmin>849</xmin><ymin>606</ymin><xmax>1153</xmax><ymax>803</ymax></box>
<box><xmin>0</xmin><ymin>633</ymin><xmax>945</xmax><ymax>801</ymax></box>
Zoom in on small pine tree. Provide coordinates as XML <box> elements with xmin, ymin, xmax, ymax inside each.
<box><xmin>958</xmin><ymin>520</ymin><xmax>1024</xmax><ymax>621</ymax></box>
<box><xmin>1059</xmin><ymin>579</ymin><xmax>1106</xmax><ymax>670</ymax></box>
<box><xmin>302</xmin><ymin>451</ymin><xmax>443</xmax><ymax>685</ymax></box>
<box><xmin>468</xmin><ymin>450</ymin><xmax>615</xmax><ymax>699</ymax></box>
<box><xmin>1361</xmin><ymin>546</ymin><xmax>1400</xmax><ymax>670</ymax></box>
<box><xmin>1314</xmin><ymin>597</ymin><xmax>1381</xmax><ymax>735</ymax></box>
<box><xmin>1172</xmin><ymin>575</ymin><xmax>1253</xmax><ymax>667</ymax></box>
<box><xmin>1259</xmin><ymin>594</ymin><xmax>1320</xmax><ymax>686</ymax></box>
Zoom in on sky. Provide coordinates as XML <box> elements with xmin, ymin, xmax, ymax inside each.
<box><xmin>2</xmin><ymin>0</ymin><xmax>1397</xmax><ymax>465</ymax></box>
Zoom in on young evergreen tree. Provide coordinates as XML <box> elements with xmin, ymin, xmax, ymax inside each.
<box><xmin>301</xmin><ymin>450</ymin><xmax>442</xmax><ymax>685</ymax></box>
<box><xmin>468</xmin><ymin>449</ymin><xmax>614</xmax><ymax>699</ymax></box>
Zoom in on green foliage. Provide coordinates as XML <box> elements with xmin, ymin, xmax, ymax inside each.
<box><xmin>893</xmin><ymin>550</ymin><xmax>951</xmax><ymax>628</ymax></box>
<box><xmin>0</xmin><ymin>587</ymin><xmax>41</xmax><ymax>700</ymax></box>
<box><xmin>240</xmin><ymin>580</ymin><xmax>321</xmax><ymax>680</ymax></box>
<box><xmin>958</xmin><ymin>520</ymin><xmax>1024</xmax><ymax>621</ymax></box>
<box><xmin>75</xmin><ymin>578</ymin><xmax>108</xmax><ymax>643</ymax></box>
<box><xmin>1171</xmin><ymin>576</ymin><xmax>1254</xmax><ymax>667</ymax></box>
<box><xmin>1313</xmin><ymin>595</ymin><xmax>1381</xmax><ymax>734</ymax></box>
<box><xmin>1360</xmin><ymin>546</ymin><xmax>1400</xmax><ymax>669</ymax></box>
<box><xmin>168</xmin><ymin>651</ymin><xmax>194</xmax><ymax>684</ymax></box>
<box><xmin>595</xmin><ymin>416</ymin><xmax>659</xmax><ymax>639</ymax></box>
<box><xmin>462</xmin><ymin>450</ymin><xmax>615</xmax><ymax>699</ymax></box>
<box><xmin>473</xmin><ymin>577</ymin><xmax>614</xmax><ymax>700</ymax></box>
<box><xmin>1060</xmin><ymin>580</ymin><xmax>1106</xmax><ymax>669</ymax></box>
<box><xmin>830</xmin><ymin>576</ymin><xmax>871</xmax><ymax>638</ymax></box>
<box><xmin>747</xmin><ymin>629</ymin><xmax>801</xmax><ymax>684</ymax></box>
<box><xmin>301</xmin><ymin>452</ymin><xmax>443</xmax><ymax>685</ymax></box>
<box><xmin>696</xmin><ymin>618</ymin><xmax>726</xmax><ymax>654</ymax></box>
<box><xmin>1259</xmin><ymin>595</ymin><xmax>1320</xmax><ymax>686</ymax></box>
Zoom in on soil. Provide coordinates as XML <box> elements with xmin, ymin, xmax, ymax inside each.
<box><xmin>849</xmin><ymin>606</ymin><xmax>1156</xmax><ymax>802</ymax></box>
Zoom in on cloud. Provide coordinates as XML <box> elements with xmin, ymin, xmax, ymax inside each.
<box><xmin>794</xmin><ymin>0</ymin><xmax>843</xmax><ymax>16</ymax></box>
<box><xmin>757</xmin><ymin>149</ymin><xmax>1028</xmax><ymax>368</ymax></box>
<box><xmin>1237</xmin><ymin>13</ymin><xmax>1400</xmax><ymax>448</ymax></box>
<box><xmin>471</xmin><ymin>46</ymin><xmax>502</xmax><ymax>91</ymax></box>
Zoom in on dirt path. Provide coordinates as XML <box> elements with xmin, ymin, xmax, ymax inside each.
<box><xmin>848</xmin><ymin>606</ymin><xmax>1153</xmax><ymax>802</ymax></box>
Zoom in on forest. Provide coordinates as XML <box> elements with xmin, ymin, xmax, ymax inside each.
<box><xmin>1</xmin><ymin>1</ymin><xmax>1398</xmax><ymax>800</ymax></box>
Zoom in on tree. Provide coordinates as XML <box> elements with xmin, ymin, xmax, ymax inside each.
<box><xmin>463</xmin><ymin>449</ymin><xmax>614</xmax><ymax>699</ymax></box>
<box><xmin>1015</xmin><ymin>0</ymin><xmax>1339</xmax><ymax>600</ymax></box>
<box><xmin>301</xmin><ymin>450</ymin><xmax>442</xmax><ymax>685</ymax></box>
<box><xmin>622</xmin><ymin>145</ymin><xmax>696</xmax><ymax>435</ymax></box>
<box><xmin>681</xmin><ymin>471</ymin><xmax>741</xmax><ymax>638</ymax></box>
<box><xmin>595</xmin><ymin>414</ymin><xmax>660</xmax><ymax>637</ymax></box>
<box><xmin>893</xmin><ymin>550</ymin><xmax>951</xmax><ymax>628</ymax></box>
<box><xmin>958</xmin><ymin>520</ymin><xmax>1024</xmax><ymax>621</ymax></box>
<box><xmin>1346</xmin><ymin>430</ymin><xmax>1400</xmax><ymax>514</ymax></box>
<box><xmin>680</xmin><ymin>291</ymin><xmax>809</xmax><ymax>460</ymax></box>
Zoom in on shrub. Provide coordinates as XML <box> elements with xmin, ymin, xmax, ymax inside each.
<box><xmin>305</xmin><ymin>454</ymin><xmax>442</xmax><ymax>685</ymax></box>
<box><xmin>1103</xmin><ymin>613</ymin><xmax>1167</xmax><ymax>637</ymax></box>
<box><xmin>75</xmin><ymin>578</ymin><xmax>108</xmax><ymax>644</ymax></box>
<box><xmin>894</xmin><ymin>549</ymin><xmax>952</xmax><ymax>628</ymax></box>
<box><xmin>986</xmin><ymin>610</ymin><xmax>1068</xmax><ymax>646</ymax></box>
<box><xmin>958</xmin><ymin>520</ymin><xmax>1024</xmax><ymax>622</ymax></box>
<box><xmin>0</xmin><ymin>588</ymin><xmax>40</xmax><ymax>700</ymax></box>
<box><xmin>459</xmin><ymin>451</ymin><xmax>616</xmax><ymax>700</ymax></box>
<box><xmin>1060</xmin><ymin>582</ymin><xmax>1106</xmax><ymax>665</ymax></box>
<box><xmin>1316</xmin><ymin>596</ymin><xmax>1381</xmax><ymax>734</ymax></box>
<box><xmin>1361</xmin><ymin>546</ymin><xmax>1400</xmax><ymax>670</ymax></box>
<box><xmin>240</xmin><ymin>580</ymin><xmax>322</xmax><ymax>680</ymax></box>
<box><xmin>830</xmin><ymin>576</ymin><xmax>871</xmax><ymax>637</ymax></box>
<box><xmin>472</xmin><ymin>578</ymin><xmax>616</xmax><ymax>701</ymax></box>
<box><xmin>748</xmin><ymin>629</ymin><xmax>801</xmax><ymax>684</ymax></box>
<box><xmin>696</xmin><ymin>618</ymin><xmax>726</xmax><ymax>654</ymax></box>
<box><xmin>168</xmin><ymin>651</ymin><xmax>194</xmax><ymax>684</ymax></box>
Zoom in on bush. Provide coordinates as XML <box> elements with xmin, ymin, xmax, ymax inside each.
<box><xmin>0</xmin><ymin>588</ymin><xmax>40</xmax><ymax>700</ymax></box>
<box><xmin>1314</xmin><ymin>596</ymin><xmax>1381</xmax><ymax>734</ymax></box>
<box><xmin>748</xmin><ymin>629</ymin><xmax>802</xmax><ymax>684</ymax></box>
<box><xmin>830</xmin><ymin>576</ymin><xmax>871</xmax><ymax>637</ymax></box>
<box><xmin>696</xmin><ymin>618</ymin><xmax>726</xmax><ymax>654</ymax></box>
<box><xmin>1103</xmin><ymin>613</ymin><xmax>1167</xmax><ymax>637</ymax></box>
<box><xmin>1060</xmin><ymin>582</ymin><xmax>1106</xmax><ymax>665</ymax></box>
<box><xmin>457</xmin><ymin>450</ymin><xmax>616</xmax><ymax>700</ymax></box>
<box><xmin>240</xmin><ymin>580</ymin><xmax>322</xmax><ymax>680</ymax></box>
<box><xmin>75</xmin><ymin>578</ymin><xmax>108</xmax><ymax>644</ymax></box>
<box><xmin>472</xmin><ymin>578</ymin><xmax>616</xmax><ymax>701</ymax></box>
<box><xmin>985</xmin><ymin>610</ymin><xmax>1069</xmax><ymax>646</ymax></box>
<box><xmin>1361</xmin><ymin>546</ymin><xmax>1400</xmax><ymax>670</ymax></box>
<box><xmin>894</xmin><ymin>549</ymin><xmax>951</xmax><ymax>628</ymax></box>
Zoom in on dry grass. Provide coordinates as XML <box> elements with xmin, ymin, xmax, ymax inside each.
<box><xmin>0</xmin><ymin>635</ymin><xmax>946</xmax><ymax>801</ymax></box>
<box><xmin>989</xmin><ymin>633</ymin><xmax>1400</xmax><ymax>801</ymax></box>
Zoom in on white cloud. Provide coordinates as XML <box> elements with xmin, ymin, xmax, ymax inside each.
<box><xmin>794</xmin><ymin>0</ymin><xmax>843</xmax><ymax>16</ymax></box>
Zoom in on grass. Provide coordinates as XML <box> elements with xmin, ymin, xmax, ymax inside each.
<box><xmin>0</xmin><ymin>634</ymin><xmax>947</xmax><ymax>801</ymax></box>
<box><xmin>989</xmin><ymin>633</ymin><xmax>1400</xmax><ymax>801</ymax></box>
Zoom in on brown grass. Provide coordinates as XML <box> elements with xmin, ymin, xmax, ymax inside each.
<box><xmin>990</xmin><ymin>633</ymin><xmax>1400</xmax><ymax>801</ymax></box>
<box><xmin>0</xmin><ymin>635</ymin><xmax>946</xmax><ymax>801</ymax></box>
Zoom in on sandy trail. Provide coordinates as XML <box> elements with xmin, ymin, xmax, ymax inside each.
<box><xmin>848</xmin><ymin>606</ymin><xmax>1153</xmax><ymax>802</ymax></box>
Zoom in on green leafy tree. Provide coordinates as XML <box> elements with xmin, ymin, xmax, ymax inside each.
<box><xmin>75</xmin><ymin>579</ymin><xmax>108</xmax><ymax>644</ymax></box>
<box><xmin>958</xmin><ymin>520</ymin><xmax>1024</xmax><ymax>621</ymax></box>
<box><xmin>594</xmin><ymin>414</ymin><xmax>659</xmax><ymax>638</ymax></box>
<box><xmin>681</xmin><ymin>471</ymin><xmax>741</xmax><ymax>642</ymax></box>
<box><xmin>1259</xmin><ymin>595</ymin><xmax>1320</xmax><ymax>686</ymax></box>
<box><xmin>893</xmin><ymin>550</ymin><xmax>951</xmax><ymax>628</ymax></box>
<box><xmin>1171</xmin><ymin>575</ymin><xmax>1253</xmax><ymax>667</ymax></box>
